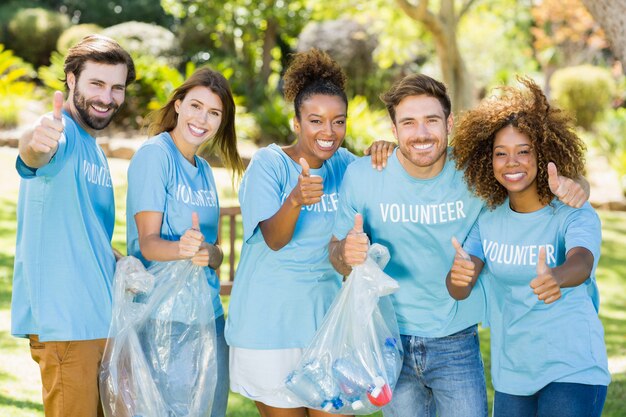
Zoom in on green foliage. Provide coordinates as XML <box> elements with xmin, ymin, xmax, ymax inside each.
<box><xmin>589</xmin><ymin>108</ymin><xmax>626</xmax><ymax>184</ymax></box>
<box><xmin>46</xmin><ymin>0</ymin><xmax>172</xmax><ymax>27</ymax></box>
<box><xmin>135</xmin><ymin>56</ymin><xmax>188</xmax><ymax>108</ymax></box>
<box><xmin>0</xmin><ymin>44</ymin><xmax>36</xmax><ymax>128</ymax></box>
<box><xmin>114</xmin><ymin>55</ymin><xmax>190</xmax><ymax>128</ymax></box>
<box><xmin>344</xmin><ymin>95</ymin><xmax>392</xmax><ymax>156</ymax></box>
<box><xmin>56</xmin><ymin>23</ymin><xmax>102</xmax><ymax>54</ymax></box>
<box><xmin>6</xmin><ymin>8</ymin><xmax>70</xmax><ymax>67</ymax></box>
<box><xmin>162</xmin><ymin>0</ymin><xmax>311</xmax><ymax>108</ymax></box>
<box><xmin>37</xmin><ymin>50</ymin><xmax>65</xmax><ymax>92</ymax></box>
<box><xmin>461</xmin><ymin>0</ymin><xmax>539</xmax><ymax>92</ymax></box>
<box><xmin>550</xmin><ymin>65</ymin><xmax>616</xmax><ymax>130</ymax></box>
<box><xmin>0</xmin><ymin>0</ymin><xmax>42</xmax><ymax>45</ymax></box>
<box><xmin>252</xmin><ymin>90</ymin><xmax>294</xmax><ymax>145</ymax></box>
<box><xmin>233</xmin><ymin>98</ymin><xmax>261</xmax><ymax>143</ymax></box>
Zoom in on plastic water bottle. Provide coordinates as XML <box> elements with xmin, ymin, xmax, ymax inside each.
<box><xmin>382</xmin><ymin>337</ymin><xmax>401</xmax><ymax>383</ymax></box>
<box><xmin>302</xmin><ymin>359</ymin><xmax>344</xmax><ymax>410</ymax></box>
<box><xmin>285</xmin><ymin>370</ymin><xmax>334</xmax><ymax>411</ymax></box>
<box><xmin>332</xmin><ymin>357</ymin><xmax>373</xmax><ymax>411</ymax></box>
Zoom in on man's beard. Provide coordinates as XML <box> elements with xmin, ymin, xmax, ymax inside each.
<box><xmin>73</xmin><ymin>89</ymin><xmax>120</xmax><ymax>130</ymax></box>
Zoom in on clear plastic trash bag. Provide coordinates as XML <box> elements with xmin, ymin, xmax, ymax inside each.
<box><xmin>285</xmin><ymin>243</ymin><xmax>403</xmax><ymax>414</ymax></box>
<box><xmin>100</xmin><ymin>257</ymin><xmax>217</xmax><ymax>417</ymax></box>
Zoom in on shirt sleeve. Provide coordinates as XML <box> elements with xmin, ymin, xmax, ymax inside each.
<box><xmin>563</xmin><ymin>203</ymin><xmax>602</xmax><ymax>268</ymax></box>
<box><xmin>463</xmin><ymin>216</ymin><xmax>485</xmax><ymax>262</ymax></box>
<box><xmin>127</xmin><ymin>144</ymin><xmax>170</xmax><ymax>216</ymax></box>
<box><xmin>238</xmin><ymin>148</ymin><xmax>286</xmax><ymax>243</ymax></box>
<box><xmin>332</xmin><ymin>163</ymin><xmax>360</xmax><ymax>240</ymax></box>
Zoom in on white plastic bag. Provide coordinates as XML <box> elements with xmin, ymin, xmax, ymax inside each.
<box><xmin>100</xmin><ymin>257</ymin><xmax>217</xmax><ymax>417</ymax></box>
<box><xmin>285</xmin><ymin>244</ymin><xmax>403</xmax><ymax>414</ymax></box>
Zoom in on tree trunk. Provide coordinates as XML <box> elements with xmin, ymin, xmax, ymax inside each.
<box><xmin>261</xmin><ymin>17</ymin><xmax>278</xmax><ymax>84</ymax></box>
<box><xmin>395</xmin><ymin>0</ymin><xmax>475</xmax><ymax>113</ymax></box>
<box><xmin>581</xmin><ymin>0</ymin><xmax>626</xmax><ymax>72</ymax></box>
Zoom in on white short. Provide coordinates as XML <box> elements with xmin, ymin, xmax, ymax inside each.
<box><xmin>229</xmin><ymin>346</ymin><xmax>305</xmax><ymax>408</ymax></box>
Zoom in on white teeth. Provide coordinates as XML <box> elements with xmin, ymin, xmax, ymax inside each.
<box><xmin>412</xmin><ymin>143</ymin><xmax>433</xmax><ymax>150</ymax></box>
<box><xmin>504</xmin><ymin>173</ymin><xmax>524</xmax><ymax>180</ymax></box>
<box><xmin>189</xmin><ymin>124</ymin><xmax>207</xmax><ymax>136</ymax></box>
<box><xmin>92</xmin><ymin>105</ymin><xmax>109</xmax><ymax>112</ymax></box>
<box><xmin>317</xmin><ymin>139</ymin><xmax>333</xmax><ymax>149</ymax></box>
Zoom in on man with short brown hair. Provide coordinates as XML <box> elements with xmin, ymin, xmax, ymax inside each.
<box><xmin>13</xmin><ymin>34</ymin><xmax>135</xmax><ymax>417</ymax></box>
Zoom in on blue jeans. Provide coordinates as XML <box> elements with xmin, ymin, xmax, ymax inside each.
<box><xmin>383</xmin><ymin>325</ymin><xmax>487</xmax><ymax>417</ymax></box>
<box><xmin>493</xmin><ymin>382</ymin><xmax>607</xmax><ymax>417</ymax></box>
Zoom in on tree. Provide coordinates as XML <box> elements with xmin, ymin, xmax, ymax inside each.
<box><xmin>161</xmin><ymin>0</ymin><xmax>311</xmax><ymax>107</ymax></box>
<box><xmin>531</xmin><ymin>0</ymin><xmax>610</xmax><ymax>93</ymax></box>
<box><xmin>395</xmin><ymin>0</ymin><xmax>478</xmax><ymax>112</ymax></box>
<box><xmin>581</xmin><ymin>0</ymin><xmax>626</xmax><ymax>72</ymax></box>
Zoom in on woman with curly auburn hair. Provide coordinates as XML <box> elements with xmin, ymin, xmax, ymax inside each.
<box><xmin>225</xmin><ymin>49</ymin><xmax>393</xmax><ymax>416</ymax></box>
<box><xmin>447</xmin><ymin>78</ymin><xmax>610</xmax><ymax>417</ymax></box>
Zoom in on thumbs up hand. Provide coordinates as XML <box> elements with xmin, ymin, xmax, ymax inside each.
<box><xmin>548</xmin><ymin>162</ymin><xmax>587</xmax><ymax>208</ymax></box>
<box><xmin>29</xmin><ymin>91</ymin><xmax>65</xmax><ymax>155</ymax></box>
<box><xmin>449</xmin><ymin>237</ymin><xmax>475</xmax><ymax>288</ymax></box>
<box><xmin>288</xmin><ymin>158</ymin><xmax>324</xmax><ymax>208</ymax></box>
<box><xmin>530</xmin><ymin>246</ymin><xmax>561</xmax><ymax>304</ymax></box>
<box><xmin>179</xmin><ymin>212</ymin><xmax>205</xmax><ymax>259</ymax></box>
<box><xmin>343</xmin><ymin>213</ymin><xmax>369</xmax><ymax>266</ymax></box>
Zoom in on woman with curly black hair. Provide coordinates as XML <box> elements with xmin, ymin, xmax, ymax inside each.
<box><xmin>447</xmin><ymin>77</ymin><xmax>610</xmax><ymax>417</ymax></box>
<box><xmin>225</xmin><ymin>49</ymin><xmax>392</xmax><ymax>417</ymax></box>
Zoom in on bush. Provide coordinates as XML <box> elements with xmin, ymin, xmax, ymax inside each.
<box><xmin>115</xmin><ymin>56</ymin><xmax>193</xmax><ymax>129</ymax></box>
<box><xmin>344</xmin><ymin>95</ymin><xmax>392</xmax><ymax>155</ymax></box>
<box><xmin>57</xmin><ymin>23</ymin><xmax>102</xmax><ymax>54</ymax></box>
<box><xmin>7</xmin><ymin>8</ymin><xmax>70</xmax><ymax>67</ymax></box>
<box><xmin>38</xmin><ymin>50</ymin><xmax>66</xmax><ymax>92</ymax></box>
<box><xmin>101</xmin><ymin>21</ymin><xmax>181</xmax><ymax>66</ymax></box>
<box><xmin>253</xmin><ymin>92</ymin><xmax>294</xmax><ymax>145</ymax></box>
<box><xmin>58</xmin><ymin>0</ymin><xmax>172</xmax><ymax>28</ymax></box>
<box><xmin>550</xmin><ymin>65</ymin><xmax>616</xmax><ymax>130</ymax></box>
<box><xmin>0</xmin><ymin>44</ymin><xmax>36</xmax><ymax>128</ymax></box>
<box><xmin>591</xmin><ymin>107</ymin><xmax>626</xmax><ymax>181</ymax></box>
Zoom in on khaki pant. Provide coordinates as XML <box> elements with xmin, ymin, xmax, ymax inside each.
<box><xmin>29</xmin><ymin>335</ymin><xmax>107</xmax><ymax>417</ymax></box>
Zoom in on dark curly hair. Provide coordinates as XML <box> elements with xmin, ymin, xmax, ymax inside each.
<box><xmin>451</xmin><ymin>77</ymin><xmax>586</xmax><ymax>208</ymax></box>
<box><xmin>283</xmin><ymin>48</ymin><xmax>347</xmax><ymax>120</ymax></box>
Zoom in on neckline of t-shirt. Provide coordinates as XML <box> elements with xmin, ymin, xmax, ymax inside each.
<box><xmin>62</xmin><ymin>110</ymin><xmax>95</xmax><ymax>140</ymax></box>
<box><xmin>504</xmin><ymin>198</ymin><xmax>557</xmax><ymax>219</ymax></box>
<box><xmin>389</xmin><ymin>148</ymin><xmax>450</xmax><ymax>183</ymax></box>
<box><xmin>269</xmin><ymin>143</ymin><xmax>326</xmax><ymax>175</ymax></box>
<box><xmin>163</xmin><ymin>131</ymin><xmax>200</xmax><ymax>171</ymax></box>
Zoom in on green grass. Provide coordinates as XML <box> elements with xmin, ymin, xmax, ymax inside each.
<box><xmin>0</xmin><ymin>180</ymin><xmax>625</xmax><ymax>415</ymax></box>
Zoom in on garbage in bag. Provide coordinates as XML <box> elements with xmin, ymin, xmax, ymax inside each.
<box><xmin>285</xmin><ymin>243</ymin><xmax>403</xmax><ymax>414</ymax></box>
<box><xmin>100</xmin><ymin>257</ymin><xmax>217</xmax><ymax>417</ymax></box>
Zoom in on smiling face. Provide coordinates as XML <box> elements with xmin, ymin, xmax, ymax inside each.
<box><xmin>492</xmin><ymin>125</ymin><xmax>541</xmax><ymax>208</ymax></box>
<box><xmin>67</xmin><ymin>61</ymin><xmax>128</xmax><ymax>131</ymax></box>
<box><xmin>392</xmin><ymin>94</ymin><xmax>452</xmax><ymax>178</ymax></box>
<box><xmin>293</xmin><ymin>94</ymin><xmax>347</xmax><ymax>168</ymax></box>
<box><xmin>171</xmin><ymin>85</ymin><xmax>223</xmax><ymax>151</ymax></box>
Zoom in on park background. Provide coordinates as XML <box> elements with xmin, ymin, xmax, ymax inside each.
<box><xmin>0</xmin><ymin>0</ymin><xmax>625</xmax><ymax>416</ymax></box>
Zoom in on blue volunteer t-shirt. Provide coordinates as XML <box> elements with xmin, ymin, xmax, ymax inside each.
<box><xmin>225</xmin><ymin>144</ymin><xmax>355</xmax><ymax>349</ymax></box>
<box><xmin>333</xmin><ymin>149</ymin><xmax>486</xmax><ymax>337</ymax></box>
<box><xmin>12</xmin><ymin>111</ymin><xmax>116</xmax><ymax>342</ymax></box>
<box><xmin>464</xmin><ymin>200</ymin><xmax>610</xmax><ymax>395</ymax></box>
<box><xmin>126</xmin><ymin>132</ymin><xmax>223</xmax><ymax>318</ymax></box>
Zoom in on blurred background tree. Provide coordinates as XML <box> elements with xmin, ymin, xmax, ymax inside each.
<box><xmin>0</xmin><ymin>0</ymin><xmax>624</xmax><ymax>163</ymax></box>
